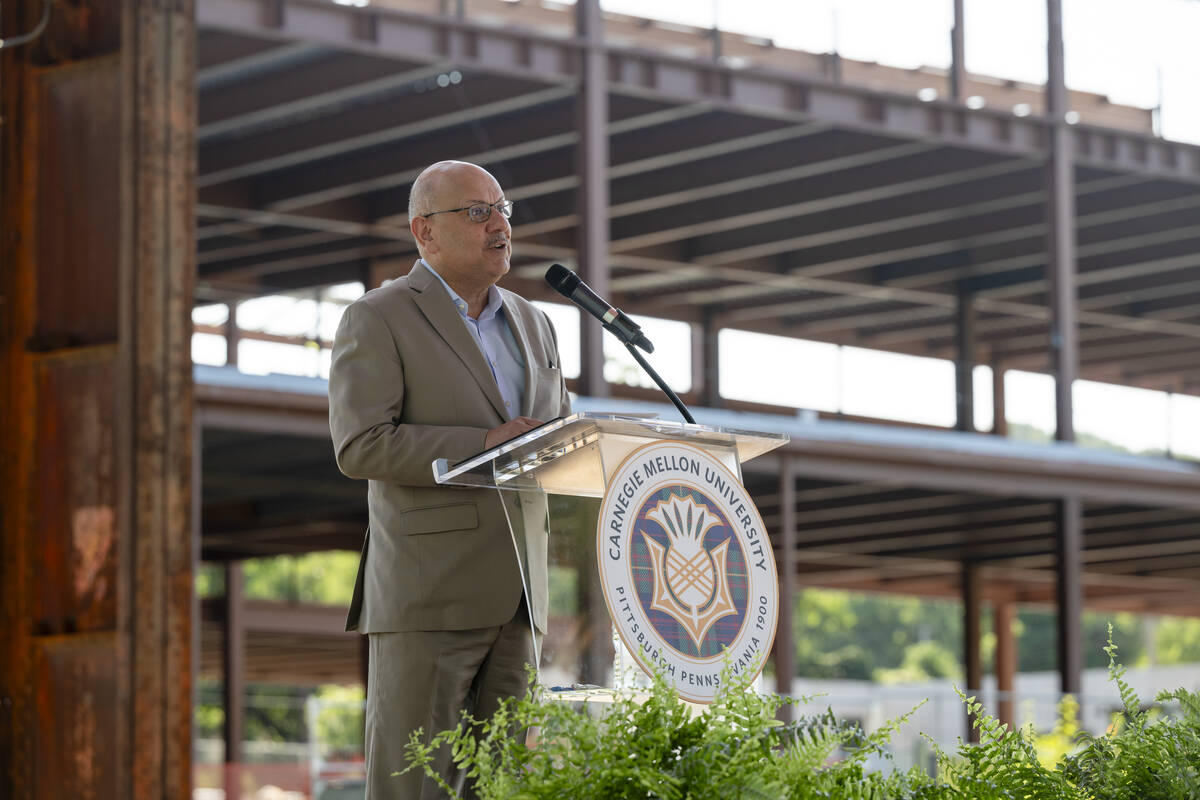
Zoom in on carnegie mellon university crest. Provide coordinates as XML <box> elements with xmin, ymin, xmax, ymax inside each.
<box><xmin>597</xmin><ymin>441</ymin><xmax>779</xmax><ymax>703</ymax></box>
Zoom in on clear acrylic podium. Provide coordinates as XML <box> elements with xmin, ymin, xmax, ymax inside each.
<box><xmin>433</xmin><ymin>412</ymin><xmax>788</xmax><ymax>690</ymax></box>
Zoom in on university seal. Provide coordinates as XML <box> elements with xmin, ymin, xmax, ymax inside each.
<box><xmin>597</xmin><ymin>441</ymin><xmax>779</xmax><ymax>703</ymax></box>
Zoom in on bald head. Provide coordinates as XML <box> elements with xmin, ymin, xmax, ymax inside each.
<box><xmin>408</xmin><ymin>161</ymin><xmax>499</xmax><ymax>222</ymax></box>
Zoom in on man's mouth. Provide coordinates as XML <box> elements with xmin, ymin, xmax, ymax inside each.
<box><xmin>487</xmin><ymin>239</ymin><xmax>509</xmax><ymax>251</ymax></box>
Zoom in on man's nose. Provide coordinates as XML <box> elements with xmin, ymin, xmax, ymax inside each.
<box><xmin>486</xmin><ymin>208</ymin><xmax>510</xmax><ymax>235</ymax></box>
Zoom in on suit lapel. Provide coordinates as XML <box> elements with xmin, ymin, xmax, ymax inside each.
<box><xmin>408</xmin><ymin>262</ymin><xmax>509</xmax><ymax>421</ymax></box>
<box><xmin>501</xmin><ymin>292</ymin><xmax>538</xmax><ymax>418</ymax></box>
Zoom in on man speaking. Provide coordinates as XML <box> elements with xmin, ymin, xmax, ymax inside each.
<box><xmin>328</xmin><ymin>160</ymin><xmax>571</xmax><ymax>798</ymax></box>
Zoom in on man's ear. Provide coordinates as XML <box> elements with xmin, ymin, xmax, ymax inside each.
<box><xmin>410</xmin><ymin>216</ymin><xmax>437</xmax><ymax>250</ymax></box>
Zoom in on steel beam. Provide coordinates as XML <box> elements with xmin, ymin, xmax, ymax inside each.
<box><xmin>196</xmin><ymin>41</ymin><xmax>324</xmax><ymax>91</ymax></box>
<box><xmin>515</xmin><ymin>127</ymin><xmax>907</xmax><ymax>239</ymax></box>
<box><xmin>200</xmin><ymin>60</ymin><xmax>445</xmax><ymax>142</ymax></box>
<box><xmin>195</xmin><ymin>0</ymin><xmax>1200</xmax><ymax>185</ymax></box>
<box><xmin>892</xmin><ymin>213</ymin><xmax>1200</xmax><ymax>292</ymax></box>
<box><xmin>647</xmin><ymin>174</ymin><xmax>1172</xmax><ymax>307</ymax></box>
<box><xmin>607</xmin><ymin>253</ymin><xmax>1200</xmax><ymax>345</ymax></box>
<box><xmin>672</xmin><ymin>164</ymin><xmax>1040</xmax><ymax>266</ymax></box>
<box><xmin>200</xmin><ymin>83</ymin><xmax>575</xmax><ymax>190</ymax></box>
<box><xmin>609</xmin><ymin>154</ymin><xmax>1027</xmax><ymax>254</ymax></box>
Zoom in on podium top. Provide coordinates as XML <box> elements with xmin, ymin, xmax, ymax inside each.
<box><xmin>433</xmin><ymin>411</ymin><xmax>788</xmax><ymax>496</ymax></box>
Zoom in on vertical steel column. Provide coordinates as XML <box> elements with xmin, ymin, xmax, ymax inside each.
<box><xmin>955</xmin><ymin>292</ymin><xmax>976</xmax><ymax>432</ymax></box>
<box><xmin>993</xmin><ymin>599</ymin><xmax>1017</xmax><ymax>728</ymax></box>
<box><xmin>701</xmin><ymin>310</ymin><xmax>721</xmax><ymax>408</ymax></box>
<box><xmin>1046</xmin><ymin>0</ymin><xmax>1083</xmax><ymax>698</ymax></box>
<box><xmin>991</xmin><ymin>358</ymin><xmax>1007</xmax><ymax>436</ymax></box>
<box><xmin>575</xmin><ymin>0</ymin><xmax>610</xmax><ymax>397</ymax></box>
<box><xmin>774</xmin><ymin>458</ymin><xmax>797</xmax><ymax>722</ymax></box>
<box><xmin>1055</xmin><ymin>497</ymin><xmax>1083</xmax><ymax>694</ymax></box>
<box><xmin>225</xmin><ymin>302</ymin><xmax>240</xmax><ymax>368</ymax></box>
<box><xmin>223</xmin><ymin>562</ymin><xmax>245</xmax><ymax>785</ymax></box>
<box><xmin>1046</xmin><ymin>0</ymin><xmax>1078</xmax><ymax>442</ymax></box>
<box><xmin>962</xmin><ymin>561</ymin><xmax>982</xmax><ymax>741</ymax></box>
<box><xmin>950</xmin><ymin>0</ymin><xmax>966</xmax><ymax>101</ymax></box>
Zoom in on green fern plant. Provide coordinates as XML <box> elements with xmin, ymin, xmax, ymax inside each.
<box><xmin>400</xmin><ymin>630</ymin><xmax>1200</xmax><ymax>800</ymax></box>
<box><xmin>1056</xmin><ymin>625</ymin><xmax>1200</xmax><ymax>800</ymax></box>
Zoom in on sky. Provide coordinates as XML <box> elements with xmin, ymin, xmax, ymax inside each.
<box><xmin>594</xmin><ymin>0</ymin><xmax>1200</xmax><ymax>145</ymax></box>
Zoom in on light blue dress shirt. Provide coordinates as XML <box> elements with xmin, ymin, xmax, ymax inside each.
<box><xmin>421</xmin><ymin>259</ymin><xmax>526</xmax><ymax>420</ymax></box>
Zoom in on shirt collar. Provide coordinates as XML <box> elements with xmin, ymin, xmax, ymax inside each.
<box><xmin>420</xmin><ymin>258</ymin><xmax>503</xmax><ymax>322</ymax></box>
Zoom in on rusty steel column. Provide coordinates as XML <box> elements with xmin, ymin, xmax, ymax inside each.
<box><xmin>993</xmin><ymin>599</ymin><xmax>1017</xmax><ymax>728</ymax></box>
<box><xmin>774</xmin><ymin>458</ymin><xmax>797</xmax><ymax>722</ymax></box>
<box><xmin>950</xmin><ymin>0</ymin><xmax>966</xmax><ymax>101</ymax></box>
<box><xmin>962</xmin><ymin>561</ymin><xmax>982</xmax><ymax>741</ymax></box>
<box><xmin>1046</xmin><ymin>0</ymin><xmax>1083</xmax><ymax>698</ymax></box>
<box><xmin>0</xmin><ymin>0</ymin><xmax>195</xmax><ymax>793</ymax></box>
<box><xmin>955</xmin><ymin>291</ymin><xmax>976</xmax><ymax>433</ymax></box>
<box><xmin>575</xmin><ymin>0</ymin><xmax>610</xmax><ymax>398</ymax></box>
<box><xmin>120</xmin><ymin>0</ymin><xmax>197</xmax><ymax>790</ymax></box>
<box><xmin>0</xmin><ymin>7</ymin><xmax>39</xmax><ymax>790</ymax></box>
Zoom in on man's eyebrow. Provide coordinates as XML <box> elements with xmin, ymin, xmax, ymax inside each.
<box><xmin>465</xmin><ymin>197</ymin><xmax>505</xmax><ymax>204</ymax></box>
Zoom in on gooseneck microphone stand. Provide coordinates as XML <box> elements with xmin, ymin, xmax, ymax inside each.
<box><xmin>621</xmin><ymin>341</ymin><xmax>696</xmax><ymax>425</ymax></box>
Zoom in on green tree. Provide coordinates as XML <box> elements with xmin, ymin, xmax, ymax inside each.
<box><xmin>875</xmin><ymin>639</ymin><xmax>962</xmax><ymax>684</ymax></box>
<box><xmin>792</xmin><ymin>589</ymin><xmax>964</xmax><ymax>680</ymax></box>
<box><xmin>240</xmin><ymin>551</ymin><xmax>359</xmax><ymax>604</ymax></box>
<box><xmin>1155</xmin><ymin>615</ymin><xmax>1200</xmax><ymax>664</ymax></box>
<box><xmin>313</xmin><ymin>684</ymin><xmax>365</xmax><ymax>756</ymax></box>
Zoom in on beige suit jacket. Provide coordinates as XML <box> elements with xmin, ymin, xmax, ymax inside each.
<box><xmin>329</xmin><ymin>261</ymin><xmax>570</xmax><ymax>634</ymax></box>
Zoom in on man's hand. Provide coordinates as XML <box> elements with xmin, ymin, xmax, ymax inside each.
<box><xmin>485</xmin><ymin>416</ymin><xmax>543</xmax><ymax>450</ymax></box>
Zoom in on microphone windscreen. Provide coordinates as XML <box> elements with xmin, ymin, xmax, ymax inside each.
<box><xmin>545</xmin><ymin>263</ymin><xmax>580</xmax><ymax>295</ymax></box>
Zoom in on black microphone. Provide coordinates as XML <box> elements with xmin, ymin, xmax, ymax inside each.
<box><xmin>545</xmin><ymin>264</ymin><xmax>654</xmax><ymax>353</ymax></box>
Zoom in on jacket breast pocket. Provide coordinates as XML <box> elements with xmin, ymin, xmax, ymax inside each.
<box><xmin>400</xmin><ymin>502</ymin><xmax>479</xmax><ymax>535</ymax></box>
<box><xmin>532</xmin><ymin>365</ymin><xmax>563</xmax><ymax>415</ymax></box>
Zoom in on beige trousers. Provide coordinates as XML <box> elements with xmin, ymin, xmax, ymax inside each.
<box><xmin>364</xmin><ymin>601</ymin><xmax>535</xmax><ymax>800</ymax></box>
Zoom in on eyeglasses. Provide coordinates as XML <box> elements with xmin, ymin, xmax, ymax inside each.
<box><xmin>421</xmin><ymin>200</ymin><xmax>514</xmax><ymax>223</ymax></box>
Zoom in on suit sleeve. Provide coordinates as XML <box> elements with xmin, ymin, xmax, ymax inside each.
<box><xmin>328</xmin><ymin>299</ymin><xmax>488</xmax><ymax>487</ymax></box>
